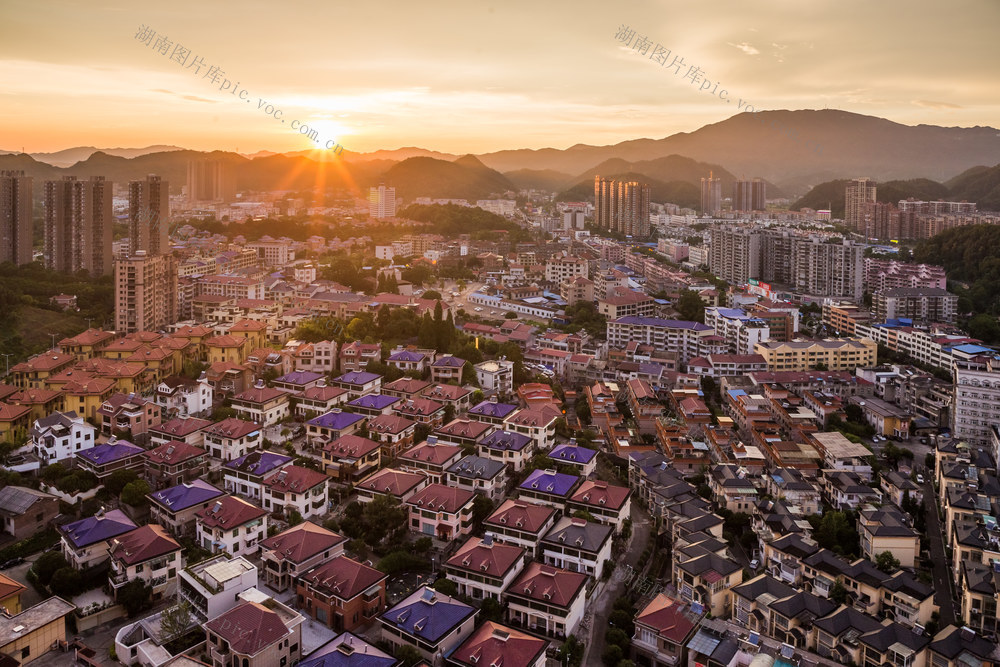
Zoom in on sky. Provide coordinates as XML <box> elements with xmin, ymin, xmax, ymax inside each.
<box><xmin>2</xmin><ymin>0</ymin><xmax>998</xmax><ymax>156</ymax></box>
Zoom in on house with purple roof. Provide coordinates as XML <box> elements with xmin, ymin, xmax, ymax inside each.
<box><xmin>387</xmin><ymin>349</ymin><xmax>428</xmax><ymax>373</ymax></box>
<box><xmin>148</xmin><ymin>479</ymin><xmax>227</xmax><ymax>537</ymax></box>
<box><xmin>223</xmin><ymin>451</ymin><xmax>293</xmax><ymax>502</ymax></box>
<box><xmin>469</xmin><ymin>398</ymin><xmax>519</xmax><ymax>425</ymax></box>
<box><xmin>430</xmin><ymin>355</ymin><xmax>466</xmax><ymax>384</ymax></box>
<box><xmin>548</xmin><ymin>444</ymin><xmax>598</xmax><ymax>477</ymax></box>
<box><xmin>478</xmin><ymin>429</ymin><xmax>534</xmax><ymax>471</ymax></box>
<box><xmin>332</xmin><ymin>371</ymin><xmax>383</xmax><ymax>399</ymax></box>
<box><xmin>518</xmin><ymin>469</ymin><xmax>581</xmax><ymax>510</ymax></box>
<box><xmin>297</xmin><ymin>632</ymin><xmax>397</xmax><ymax>667</ymax></box>
<box><xmin>272</xmin><ymin>370</ymin><xmax>326</xmax><ymax>395</ymax></box>
<box><xmin>59</xmin><ymin>507</ymin><xmax>138</xmax><ymax>569</ymax></box>
<box><xmin>346</xmin><ymin>393</ymin><xmax>402</xmax><ymax>417</ymax></box>
<box><xmin>379</xmin><ymin>586</ymin><xmax>477</xmax><ymax>661</ymax></box>
<box><xmin>308</xmin><ymin>409</ymin><xmax>366</xmax><ymax>445</ymax></box>
<box><xmin>75</xmin><ymin>439</ymin><xmax>146</xmax><ymax>479</ymax></box>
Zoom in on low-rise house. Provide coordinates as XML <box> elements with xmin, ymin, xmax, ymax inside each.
<box><xmin>478</xmin><ymin>429</ymin><xmax>534</xmax><ymax>471</ymax></box>
<box><xmin>195</xmin><ymin>496</ymin><xmax>268</xmax><ymax>559</ymax></box>
<box><xmin>859</xmin><ymin>506</ymin><xmax>920</xmax><ymax>568</ymax></box>
<box><xmin>446</xmin><ymin>455</ymin><xmax>508</xmax><ymax>503</ymax></box>
<box><xmin>430</xmin><ymin>355</ymin><xmax>465</xmax><ymax>384</ymax></box>
<box><xmin>548</xmin><ymin>444</ymin><xmax>598</xmax><ymax>477</ymax></box>
<box><xmin>0</xmin><ymin>401</ymin><xmax>32</xmax><ymax>444</ymax></box>
<box><xmin>405</xmin><ymin>483</ymin><xmax>476</xmax><ymax>541</ymax></box>
<box><xmin>710</xmin><ymin>464</ymin><xmax>759</xmax><ymax>513</ymax></box>
<box><xmin>273</xmin><ymin>370</ymin><xmax>326</xmax><ymax>395</ymax></box>
<box><xmin>423</xmin><ymin>383</ymin><xmax>472</xmax><ymax>411</ymax></box>
<box><xmin>149</xmin><ymin>416</ymin><xmax>213</xmax><ymax>447</ymax></box>
<box><xmin>223</xmin><ymin>451</ymin><xmax>294</xmax><ymax>502</ymax></box>
<box><xmin>504</xmin><ymin>406</ymin><xmax>561</xmax><ymax>450</ymax></box>
<box><xmin>449</xmin><ymin>622</ymin><xmax>549</xmax><ymax>667</ymax></box>
<box><xmin>0</xmin><ymin>572</ymin><xmax>26</xmax><ymax>615</ymax></box>
<box><xmin>61</xmin><ymin>377</ymin><xmax>116</xmax><ymax>423</ymax></box>
<box><xmin>958</xmin><ymin>560</ymin><xmax>999</xmax><ymax>635</ymax></box>
<box><xmin>307</xmin><ymin>409</ymin><xmax>366</xmax><ymax>446</ymax></box>
<box><xmin>566</xmin><ymin>480</ymin><xmax>632</xmax><ymax>532</ymax></box>
<box><xmin>539</xmin><ymin>517</ymin><xmax>613</xmax><ymax>578</ymax></box>
<box><xmin>764</xmin><ymin>533</ymin><xmax>820</xmax><ymax>586</ymax></box>
<box><xmin>206</xmin><ymin>596</ymin><xmax>304</xmax><ymax>667</ymax></box>
<box><xmin>355</xmin><ymin>468</ymin><xmax>428</xmax><ymax>504</ymax></box>
<box><xmin>483</xmin><ymin>499</ymin><xmax>557</xmax><ymax>557</ymax></box>
<box><xmin>367</xmin><ymin>414</ymin><xmax>417</xmax><ymax>458</ymax></box>
<box><xmin>31</xmin><ymin>411</ymin><xmax>97</xmax><ymax>463</ymax></box>
<box><xmin>59</xmin><ymin>508</ymin><xmax>138</xmax><ymax>570</ymax></box>
<box><xmin>109</xmin><ymin>524</ymin><xmax>183</xmax><ymax>602</ymax></box>
<box><xmin>296</xmin><ymin>383</ymin><xmax>349</xmax><ymax>419</ymax></box>
<box><xmin>766</xmin><ymin>468</ymin><xmax>822</xmax><ymax>515</ymax></box>
<box><xmin>76</xmin><ymin>439</ymin><xmax>146</xmax><ymax>479</ymax></box>
<box><xmin>822</xmin><ymin>469</ymin><xmax>881</xmax><ymax>510</ymax></box>
<box><xmin>296</xmin><ymin>633</ymin><xmax>397</xmax><ymax>667</ymax></box>
<box><xmin>766</xmin><ymin>590</ymin><xmax>837</xmax><ymax>648</ymax></box>
<box><xmin>505</xmin><ymin>562</ymin><xmax>587</xmax><ymax>638</ymax></box>
<box><xmin>178</xmin><ymin>555</ymin><xmax>258</xmax><ymax>622</ymax></box>
<box><xmin>154</xmin><ymin>376</ymin><xmax>212</xmax><ymax>418</ymax></box>
<box><xmin>398</xmin><ymin>438</ymin><xmax>464</xmax><ymax>484</ymax></box>
<box><xmin>631</xmin><ymin>594</ymin><xmax>702</xmax><ymax>667</ymax></box>
<box><xmin>436</xmin><ymin>419</ymin><xmax>494</xmax><ymax>450</ymax></box>
<box><xmin>926</xmin><ymin>623</ymin><xmax>1000</xmax><ymax>667</ymax></box>
<box><xmin>469</xmin><ymin>399</ymin><xmax>519</xmax><ymax>425</ymax></box>
<box><xmin>475</xmin><ymin>360</ymin><xmax>514</xmax><ymax>395</ymax></box>
<box><xmin>332</xmin><ymin>371</ymin><xmax>383</xmax><ymax>399</ymax></box>
<box><xmin>379</xmin><ymin>587</ymin><xmax>477</xmax><ymax>661</ymax></box>
<box><xmin>382</xmin><ymin>377</ymin><xmax>432</xmax><ymax>399</ymax></box>
<box><xmin>297</xmin><ymin>556</ymin><xmax>387</xmax><ymax>633</ymax></box>
<box><xmin>291</xmin><ymin>339</ymin><xmax>338</xmax><ymax>375</ymax></box>
<box><xmin>144</xmin><ymin>440</ymin><xmax>208</xmax><ymax>490</ymax></box>
<box><xmin>857</xmin><ymin>620</ymin><xmax>929</xmax><ymax>667</ymax></box>
<box><xmin>202</xmin><ymin>417</ymin><xmax>263</xmax><ymax>462</ymax></box>
<box><xmin>0</xmin><ymin>597</ymin><xmax>76</xmax><ymax>666</ymax></box>
<box><xmin>881</xmin><ymin>471</ymin><xmax>923</xmax><ymax>509</ymax></box>
<box><xmin>231</xmin><ymin>383</ymin><xmax>290</xmax><ymax>425</ymax></box>
<box><xmin>812</xmin><ymin>605</ymin><xmax>883</xmax><ymax>663</ymax></box>
<box><xmin>387</xmin><ymin>349</ymin><xmax>428</xmax><ymax>373</ymax></box>
<box><xmin>148</xmin><ymin>479</ymin><xmax>226</xmax><ymax>537</ymax></box>
<box><xmin>263</xmin><ymin>465</ymin><xmax>330</xmax><ymax>521</ymax></box>
<box><xmin>346</xmin><ymin>393</ymin><xmax>402</xmax><ymax>417</ymax></box>
<box><xmin>395</xmin><ymin>397</ymin><xmax>447</xmax><ymax>426</ymax></box>
<box><xmin>673</xmin><ymin>546</ymin><xmax>743</xmax><ymax>617</ymax></box>
<box><xmin>730</xmin><ymin>574</ymin><xmax>797</xmax><ymax>636</ymax></box>
<box><xmin>259</xmin><ymin>521</ymin><xmax>346</xmax><ymax>592</ymax></box>
<box><xmin>445</xmin><ymin>535</ymin><xmax>526</xmax><ymax>601</ymax></box>
<box><xmin>0</xmin><ymin>486</ymin><xmax>59</xmax><ymax>540</ymax></box>
<box><xmin>518</xmin><ymin>469</ymin><xmax>581</xmax><ymax>510</ymax></box>
<box><xmin>322</xmin><ymin>434</ymin><xmax>382</xmax><ymax>484</ymax></box>
<box><xmin>339</xmin><ymin>341</ymin><xmax>381</xmax><ymax>373</ymax></box>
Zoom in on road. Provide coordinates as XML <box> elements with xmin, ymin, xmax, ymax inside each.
<box><xmin>581</xmin><ymin>502</ymin><xmax>652</xmax><ymax>665</ymax></box>
<box><xmin>923</xmin><ymin>479</ymin><xmax>956</xmax><ymax>625</ymax></box>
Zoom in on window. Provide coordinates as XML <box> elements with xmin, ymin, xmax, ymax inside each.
<box><xmin>21</xmin><ymin>647</ymin><xmax>29</xmax><ymax>659</ymax></box>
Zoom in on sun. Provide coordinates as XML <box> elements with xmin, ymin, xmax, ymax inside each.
<box><xmin>302</xmin><ymin>118</ymin><xmax>352</xmax><ymax>149</ymax></box>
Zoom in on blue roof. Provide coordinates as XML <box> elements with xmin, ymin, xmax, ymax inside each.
<box><xmin>432</xmin><ymin>356</ymin><xmax>466</xmax><ymax>368</ymax></box>
<box><xmin>549</xmin><ymin>444</ymin><xmax>597</xmax><ymax>465</ymax></box>
<box><xmin>388</xmin><ymin>350</ymin><xmax>426</xmax><ymax>362</ymax></box>
<box><xmin>298</xmin><ymin>633</ymin><xmax>396</xmax><ymax>667</ymax></box>
<box><xmin>275</xmin><ymin>370</ymin><xmax>325</xmax><ymax>385</ymax></box>
<box><xmin>224</xmin><ymin>451</ymin><xmax>293</xmax><ymax>475</ymax></box>
<box><xmin>714</xmin><ymin>307</ymin><xmax>747</xmax><ymax>318</ymax></box>
<box><xmin>60</xmin><ymin>508</ymin><xmax>137</xmax><ymax>548</ymax></box>
<box><xmin>950</xmin><ymin>344</ymin><xmax>993</xmax><ymax>354</ymax></box>
<box><xmin>520</xmin><ymin>469</ymin><xmax>580</xmax><ymax>497</ymax></box>
<box><xmin>335</xmin><ymin>371</ymin><xmax>382</xmax><ymax>385</ymax></box>
<box><xmin>480</xmin><ymin>430</ymin><xmax>532</xmax><ymax>451</ymax></box>
<box><xmin>78</xmin><ymin>441</ymin><xmax>144</xmax><ymax>466</ymax></box>
<box><xmin>309</xmin><ymin>410</ymin><xmax>366</xmax><ymax>430</ymax></box>
<box><xmin>469</xmin><ymin>400</ymin><xmax>519</xmax><ymax>419</ymax></box>
<box><xmin>614</xmin><ymin>316</ymin><xmax>711</xmax><ymax>330</ymax></box>
<box><xmin>150</xmin><ymin>479</ymin><xmax>225</xmax><ymax>511</ymax></box>
<box><xmin>380</xmin><ymin>587</ymin><xmax>475</xmax><ymax>644</ymax></box>
<box><xmin>348</xmin><ymin>394</ymin><xmax>400</xmax><ymax>410</ymax></box>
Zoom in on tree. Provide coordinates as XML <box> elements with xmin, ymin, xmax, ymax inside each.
<box><xmin>422</xmin><ymin>290</ymin><xmax>442</xmax><ymax>300</ymax></box>
<box><xmin>575</xmin><ymin>399</ymin><xmax>592</xmax><ymax>425</ymax></box>
<box><xmin>472</xmin><ymin>495</ymin><xmax>494</xmax><ymax>530</ymax></box>
<box><xmin>844</xmin><ymin>403</ymin><xmax>865</xmax><ymax>424</ymax></box>
<box><xmin>117</xmin><ymin>579</ymin><xmax>154</xmax><ymax>617</ymax></box>
<box><xmin>33</xmin><ymin>551</ymin><xmax>69</xmax><ymax>586</ymax></box>
<box><xmin>159</xmin><ymin>600</ymin><xmax>192</xmax><ymax>641</ymax></box>
<box><xmin>674</xmin><ymin>290</ymin><xmax>706</xmax><ymax>323</ymax></box>
<box><xmin>557</xmin><ymin>635</ymin><xmax>585</xmax><ymax>667</ymax></box>
<box><xmin>394</xmin><ymin>645</ymin><xmax>424</xmax><ymax>667</ymax></box>
<box><xmin>967</xmin><ymin>313</ymin><xmax>1000</xmax><ymax>344</ymax></box>
<box><xmin>602</xmin><ymin>645</ymin><xmax>624</xmax><ymax>667</ymax></box>
<box><xmin>121</xmin><ymin>480</ymin><xmax>151</xmax><ymax>506</ymax></box>
<box><xmin>876</xmin><ymin>550</ymin><xmax>901</xmax><ymax>573</ymax></box>
<box><xmin>105</xmin><ymin>469</ymin><xmax>139</xmax><ymax>496</ymax></box>
<box><xmin>479</xmin><ymin>597</ymin><xmax>503</xmax><ymax>623</ymax></box>
<box><xmin>49</xmin><ymin>566</ymin><xmax>83</xmax><ymax>598</ymax></box>
<box><xmin>830</xmin><ymin>581</ymin><xmax>849</xmax><ymax>605</ymax></box>
<box><xmin>288</xmin><ymin>510</ymin><xmax>304</xmax><ymax>526</ymax></box>
<box><xmin>432</xmin><ymin>578</ymin><xmax>458</xmax><ymax>596</ymax></box>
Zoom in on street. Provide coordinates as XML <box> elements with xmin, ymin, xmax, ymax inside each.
<box><xmin>923</xmin><ymin>478</ymin><xmax>956</xmax><ymax>625</ymax></box>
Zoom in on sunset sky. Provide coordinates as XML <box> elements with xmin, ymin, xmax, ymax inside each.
<box><xmin>2</xmin><ymin>0</ymin><xmax>998</xmax><ymax>155</ymax></box>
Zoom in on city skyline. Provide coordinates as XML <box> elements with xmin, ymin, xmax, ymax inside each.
<box><xmin>2</xmin><ymin>0</ymin><xmax>998</xmax><ymax>155</ymax></box>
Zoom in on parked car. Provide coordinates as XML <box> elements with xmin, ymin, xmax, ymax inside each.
<box><xmin>749</xmin><ymin>559</ymin><xmax>760</xmax><ymax>570</ymax></box>
<box><xmin>916</xmin><ymin>474</ymin><xmax>925</xmax><ymax>484</ymax></box>
<box><xmin>0</xmin><ymin>557</ymin><xmax>24</xmax><ymax>569</ymax></box>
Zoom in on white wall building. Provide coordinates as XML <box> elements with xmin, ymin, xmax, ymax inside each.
<box><xmin>31</xmin><ymin>411</ymin><xmax>97</xmax><ymax>463</ymax></box>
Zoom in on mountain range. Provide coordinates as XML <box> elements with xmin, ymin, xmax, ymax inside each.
<box><xmin>3</xmin><ymin>109</ymin><xmax>999</xmax><ymax>203</ymax></box>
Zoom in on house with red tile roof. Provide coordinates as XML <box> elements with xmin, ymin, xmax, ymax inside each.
<box><xmin>504</xmin><ymin>562</ymin><xmax>588</xmax><ymax>638</ymax></box>
<box><xmin>405</xmin><ymin>484</ymin><xmax>476</xmax><ymax>541</ymax></box>
<box><xmin>395</xmin><ymin>397</ymin><xmax>447</xmax><ymax>427</ymax></box>
<box><xmin>262</xmin><ymin>465</ymin><xmax>330</xmax><ymax>521</ymax></box>
<box><xmin>422</xmin><ymin>383</ymin><xmax>473</xmax><ymax>411</ymax></box>
<box><xmin>367</xmin><ymin>414</ymin><xmax>417</xmax><ymax>458</ymax></box>
<box><xmin>445</xmin><ymin>535</ymin><xmax>526</xmax><ymax>601</ymax></box>
<box><xmin>231</xmin><ymin>382</ymin><xmax>290</xmax><ymax>425</ymax></box>
<box><xmin>630</xmin><ymin>594</ymin><xmax>702</xmax><ymax>667</ymax></box>
<box><xmin>322</xmin><ymin>434</ymin><xmax>382</xmax><ymax>485</ymax></box>
<box><xmin>566</xmin><ymin>480</ymin><xmax>633</xmax><ymax>533</ymax></box>
<box><xmin>144</xmin><ymin>440</ymin><xmax>208</xmax><ymax>490</ymax></box>
<box><xmin>297</xmin><ymin>556</ymin><xmax>388</xmax><ymax>632</ymax></box>
<box><xmin>356</xmin><ymin>468</ymin><xmax>428</xmax><ymax>505</ymax></box>
<box><xmin>206</xmin><ymin>597</ymin><xmax>304</xmax><ymax>667</ymax></box>
<box><xmin>397</xmin><ymin>438</ymin><xmax>464</xmax><ymax>484</ymax></box>
<box><xmin>202</xmin><ymin>417</ymin><xmax>263</xmax><ymax>462</ymax></box>
<box><xmin>449</xmin><ymin>622</ymin><xmax>549</xmax><ymax>667</ymax></box>
<box><xmin>259</xmin><ymin>521</ymin><xmax>346</xmax><ymax>592</ymax></box>
<box><xmin>503</xmin><ymin>405</ymin><xmax>561</xmax><ymax>451</ymax></box>
<box><xmin>382</xmin><ymin>377</ymin><xmax>432</xmax><ymax>400</ymax></box>
<box><xmin>295</xmin><ymin>383</ymin><xmax>349</xmax><ymax>419</ymax></box>
<box><xmin>195</xmin><ymin>496</ymin><xmax>268</xmax><ymax>559</ymax></box>
<box><xmin>483</xmin><ymin>500</ymin><xmax>557</xmax><ymax>557</ymax></box>
<box><xmin>434</xmin><ymin>419</ymin><xmax>494</xmax><ymax>450</ymax></box>
<box><xmin>149</xmin><ymin>416</ymin><xmax>213</xmax><ymax>447</ymax></box>
<box><xmin>108</xmin><ymin>524</ymin><xmax>182</xmax><ymax>602</ymax></box>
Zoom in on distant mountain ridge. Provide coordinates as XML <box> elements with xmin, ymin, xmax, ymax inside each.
<box><xmin>0</xmin><ymin>145</ymin><xmax>185</xmax><ymax>167</ymax></box>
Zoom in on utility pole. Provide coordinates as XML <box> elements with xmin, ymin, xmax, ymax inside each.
<box><xmin>0</xmin><ymin>353</ymin><xmax>13</xmax><ymax>378</ymax></box>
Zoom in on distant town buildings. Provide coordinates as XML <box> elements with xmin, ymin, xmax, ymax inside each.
<box><xmin>0</xmin><ymin>169</ymin><xmax>33</xmax><ymax>266</ymax></box>
<box><xmin>594</xmin><ymin>176</ymin><xmax>650</xmax><ymax>237</ymax></box>
<box><xmin>733</xmin><ymin>177</ymin><xmax>766</xmax><ymax>212</ymax></box>
<box><xmin>845</xmin><ymin>177</ymin><xmax>877</xmax><ymax>233</ymax></box>
<box><xmin>44</xmin><ymin>175</ymin><xmax>114</xmax><ymax>276</ymax></box>
<box><xmin>187</xmin><ymin>159</ymin><xmax>236</xmax><ymax>203</ymax></box>
<box><xmin>699</xmin><ymin>173</ymin><xmax>722</xmax><ymax>216</ymax></box>
<box><xmin>128</xmin><ymin>174</ymin><xmax>170</xmax><ymax>256</ymax></box>
<box><xmin>114</xmin><ymin>252</ymin><xmax>178</xmax><ymax>333</ymax></box>
<box><xmin>369</xmin><ymin>184</ymin><xmax>396</xmax><ymax>219</ymax></box>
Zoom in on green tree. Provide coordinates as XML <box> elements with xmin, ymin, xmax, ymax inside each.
<box><xmin>876</xmin><ymin>551</ymin><xmax>901</xmax><ymax>573</ymax></box>
<box><xmin>479</xmin><ymin>597</ymin><xmax>504</xmax><ymax>623</ymax></box>
<box><xmin>49</xmin><ymin>567</ymin><xmax>83</xmax><ymax>598</ymax></box>
<box><xmin>602</xmin><ymin>645</ymin><xmax>624</xmax><ymax>667</ymax></box>
<box><xmin>674</xmin><ymin>289</ymin><xmax>706</xmax><ymax>323</ymax></box>
<box><xmin>432</xmin><ymin>578</ymin><xmax>458</xmax><ymax>596</ymax></box>
<box><xmin>471</xmin><ymin>495</ymin><xmax>494</xmax><ymax>530</ymax></box>
<box><xmin>967</xmin><ymin>313</ymin><xmax>1000</xmax><ymax>344</ymax></box>
<box><xmin>105</xmin><ymin>469</ymin><xmax>139</xmax><ymax>497</ymax></box>
<box><xmin>394</xmin><ymin>645</ymin><xmax>424</xmax><ymax>667</ymax></box>
<box><xmin>557</xmin><ymin>635</ymin><xmax>585</xmax><ymax>667</ymax></box>
<box><xmin>117</xmin><ymin>579</ymin><xmax>154</xmax><ymax>617</ymax></box>
<box><xmin>288</xmin><ymin>510</ymin><xmax>304</xmax><ymax>526</ymax></box>
<box><xmin>830</xmin><ymin>581</ymin><xmax>849</xmax><ymax>605</ymax></box>
<box><xmin>159</xmin><ymin>600</ymin><xmax>192</xmax><ymax>641</ymax></box>
<box><xmin>575</xmin><ymin>399</ymin><xmax>592</xmax><ymax>425</ymax></box>
<box><xmin>33</xmin><ymin>551</ymin><xmax>69</xmax><ymax>586</ymax></box>
<box><xmin>121</xmin><ymin>480</ymin><xmax>151</xmax><ymax>506</ymax></box>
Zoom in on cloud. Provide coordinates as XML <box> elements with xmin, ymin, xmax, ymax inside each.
<box><xmin>913</xmin><ymin>99</ymin><xmax>963</xmax><ymax>109</ymax></box>
<box><xmin>728</xmin><ymin>41</ymin><xmax>760</xmax><ymax>56</ymax></box>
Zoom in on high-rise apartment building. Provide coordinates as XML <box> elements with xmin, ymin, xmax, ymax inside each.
<box><xmin>733</xmin><ymin>178</ymin><xmax>766</xmax><ymax>212</ymax></box>
<box><xmin>114</xmin><ymin>252</ymin><xmax>178</xmax><ymax>334</ymax></box>
<box><xmin>593</xmin><ymin>176</ymin><xmax>650</xmax><ymax>237</ymax></box>
<box><xmin>369</xmin><ymin>185</ymin><xmax>396</xmax><ymax>219</ymax></box>
<box><xmin>791</xmin><ymin>237</ymin><xmax>864</xmax><ymax>301</ymax></box>
<box><xmin>953</xmin><ymin>355</ymin><xmax>1000</xmax><ymax>448</ymax></box>
<box><xmin>845</xmin><ymin>178</ymin><xmax>877</xmax><ymax>232</ymax></box>
<box><xmin>44</xmin><ymin>176</ymin><xmax>113</xmax><ymax>276</ymax></box>
<box><xmin>187</xmin><ymin>159</ymin><xmax>236</xmax><ymax>203</ymax></box>
<box><xmin>129</xmin><ymin>175</ymin><xmax>170</xmax><ymax>256</ymax></box>
<box><xmin>0</xmin><ymin>170</ymin><xmax>33</xmax><ymax>266</ymax></box>
<box><xmin>700</xmin><ymin>174</ymin><xmax>722</xmax><ymax>216</ymax></box>
<box><xmin>708</xmin><ymin>227</ymin><xmax>762</xmax><ymax>285</ymax></box>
